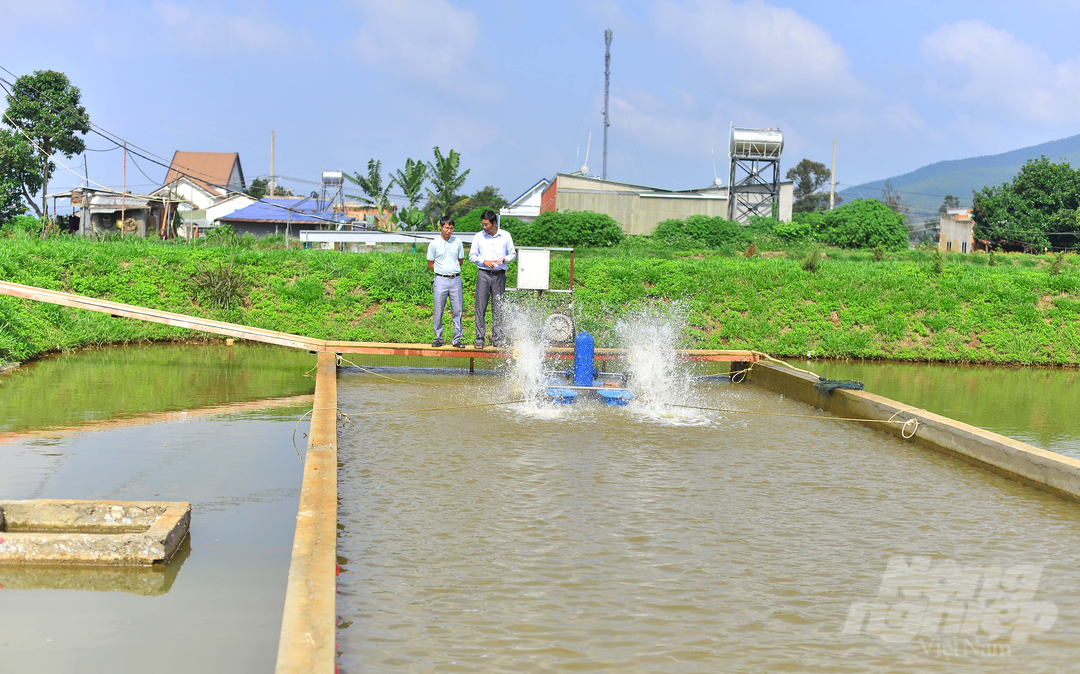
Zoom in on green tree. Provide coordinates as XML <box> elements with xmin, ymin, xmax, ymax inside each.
<box><xmin>0</xmin><ymin>128</ymin><xmax>38</xmax><ymax>224</ymax></box>
<box><xmin>785</xmin><ymin>158</ymin><xmax>836</xmax><ymax>213</ymax></box>
<box><xmin>346</xmin><ymin>159</ymin><xmax>395</xmax><ymax>230</ymax></box>
<box><xmin>244</xmin><ymin>177</ymin><xmax>293</xmax><ymax>199</ymax></box>
<box><xmin>881</xmin><ymin>179</ymin><xmax>908</xmax><ymax>215</ymax></box>
<box><xmin>821</xmin><ymin>198</ymin><xmax>908</xmax><ymax>249</ymax></box>
<box><xmin>972</xmin><ymin>156</ymin><xmax>1080</xmax><ymax>252</ymax></box>
<box><xmin>463</xmin><ymin>185</ymin><xmax>508</xmax><ymax>215</ymax></box>
<box><xmin>390</xmin><ymin>158</ymin><xmax>428</xmax><ymax>230</ymax></box>
<box><xmin>939</xmin><ymin>194</ymin><xmax>961</xmax><ymax>216</ymax></box>
<box><xmin>2</xmin><ymin>70</ymin><xmax>90</xmax><ymax>218</ymax></box>
<box><xmin>426</xmin><ymin>147</ymin><xmax>470</xmax><ymax>219</ymax></box>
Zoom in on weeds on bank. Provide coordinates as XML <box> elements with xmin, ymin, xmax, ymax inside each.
<box><xmin>1</xmin><ymin>235</ymin><xmax>1079</xmax><ymax>365</ymax></box>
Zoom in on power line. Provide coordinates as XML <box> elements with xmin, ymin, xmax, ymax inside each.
<box><xmin>0</xmin><ymin>65</ymin><xmax>444</xmax><ymax>238</ymax></box>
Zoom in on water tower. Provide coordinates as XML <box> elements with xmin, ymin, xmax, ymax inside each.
<box><xmin>320</xmin><ymin>170</ymin><xmax>346</xmax><ymax>222</ymax></box>
<box><xmin>727</xmin><ymin>127</ymin><xmax>784</xmax><ymax>224</ymax></box>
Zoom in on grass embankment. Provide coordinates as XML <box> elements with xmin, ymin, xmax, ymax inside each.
<box><xmin>1</xmin><ymin>235</ymin><xmax>1079</xmax><ymax>365</ymax></box>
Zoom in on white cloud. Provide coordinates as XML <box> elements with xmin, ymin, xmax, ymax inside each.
<box><xmin>350</xmin><ymin>0</ymin><xmax>480</xmax><ymax>85</ymax></box>
<box><xmin>651</xmin><ymin>0</ymin><xmax>856</xmax><ymax>100</ymax></box>
<box><xmin>154</xmin><ymin>3</ymin><xmax>313</xmax><ymax>57</ymax></box>
<box><xmin>920</xmin><ymin>20</ymin><xmax>1080</xmax><ymax>125</ymax></box>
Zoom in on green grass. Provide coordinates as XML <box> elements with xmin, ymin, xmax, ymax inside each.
<box><xmin>1</xmin><ymin>233</ymin><xmax>1079</xmax><ymax>365</ymax></box>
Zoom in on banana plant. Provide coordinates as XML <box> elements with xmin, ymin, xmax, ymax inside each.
<box><xmin>346</xmin><ymin>159</ymin><xmax>395</xmax><ymax>230</ymax></box>
<box><xmin>391</xmin><ymin>158</ymin><xmax>428</xmax><ymax>230</ymax></box>
<box><xmin>426</xmin><ymin>147</ymin><xmax>470</xmax><ymax>219</ymax></box>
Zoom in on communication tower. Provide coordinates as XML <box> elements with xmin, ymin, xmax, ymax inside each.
<box><xmin>727</xmin><ymin>127</ymin><xmax>784</xmax><ymax>223</ymax></box>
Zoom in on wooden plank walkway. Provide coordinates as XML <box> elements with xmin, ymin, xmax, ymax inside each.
<box><xmin>0</xmin><ymin>280</ymin><xmax>758</xmax><ymax>362</ymax></box>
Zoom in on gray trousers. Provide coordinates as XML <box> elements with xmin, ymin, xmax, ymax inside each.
<box><xmin>433</xmin><ymin>275</ymin><xmax>464</xmax><ymax>341</ymax></box>
<box><xmin>474</xmin><ymin>268</ymin><xmax>506</xmax><ymax>344</ymax></box>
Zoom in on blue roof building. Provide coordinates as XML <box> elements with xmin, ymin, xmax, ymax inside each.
<box><xmin>217</xmin><ymin>197</ymin><xmax>355</xmax><ymax>237</ymax></box>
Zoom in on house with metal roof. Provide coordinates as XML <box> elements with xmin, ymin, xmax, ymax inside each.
<box><xmin>216</xmin><ymin>197</ymin><xmax>355</xmax><ymax>238</ymax></box>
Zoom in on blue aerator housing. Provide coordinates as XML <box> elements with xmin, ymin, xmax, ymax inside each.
<box><xmin>573</xmin><ymin>331</ymin><xmax>595</xmax><ymax>386</ymax></box>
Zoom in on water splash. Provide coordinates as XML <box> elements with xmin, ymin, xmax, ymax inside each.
<box><xmin>500</xmin><ymin>301</ymin><xmax>564</xmax><ymax>417</ymax></box>
<box><xmin>615</xmin><ymin>304</ymin><xmax>711</xmax><ymax>426</ymax></box>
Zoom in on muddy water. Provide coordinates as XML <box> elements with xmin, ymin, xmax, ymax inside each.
<box><xmin>336</xmin><ymin>371</ymin><xmax>1080</xmax><ymax>672</ymax></box>
<box><xmin>803</xmin><ymin>361</ymin><xmax>1080</xmax><ymax>461</ymax></box>
<box><xmin>0</xmin><ymin>344</ymin><xmax>316</xmax><ymax>673</ymax></box>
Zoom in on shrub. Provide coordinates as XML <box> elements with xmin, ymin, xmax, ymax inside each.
<box><xmin>651</xmin><ymin>214</ymin><xmax>750</xmax><ymax>249</ymax></box>
<box><xmin>192</xmin><ymin>255</ymin><xmax>248</xmax><ymax>309</ymax></box>
<box><xmin>519</xmin><ymin>210</ymin><xmax>624</xmax><ymax>247</ymax></box>
<box><xmin>1049</xmin><ymin>251</ymin><xmax>1066</xmax><ymax>276</ymax></box>
<box><xmin>2</xmin><ymin>215</ymin><xmax>42</xmax><ymax>235</ymax></box>
<box><xmin>801</xmin><ymin>245</ymin><xmax>823</xmax><ymax>272</ymax></box>
<box><xmin>453</xmin><ymin>207</ymin><xmax>531</xmax><ymax>238</ymax></box>
<box><xmin>872</xmin><ymin>244</ymin><xmax>885</xmax><ymax>262</ymax></box>
<box><xmin>988</xmin><ymin>250</ymin><xmax>997</xmax><ymax>266</ymax></box>
<box><xmin>774</xmin><ymin>218</ymin><xmax>815</xmax><ymax>242</ymax></box>
<box><xmin>820</xmin><ymin>199</ymin><xmax>908</xmax><ymax>249</ymax></box>
<box><xmin>931</xmin><ymin>250</ymin><xmax>945</xmax><ymax>275</ymax></box>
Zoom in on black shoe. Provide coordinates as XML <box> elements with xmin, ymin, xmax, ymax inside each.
<box><xmin>453</xmin><ymin>339</ymin><xmax>463</xmax><ymax>348</ymax></box>
<box><xmin>473</xmin><ymin>339</ymin><xmax>485</xmax><ymax>349</ymax></box>
<box><xmin>432</xmin><ymin>338</ymin><xmax>444</xmax><ymax>347</ymax></box>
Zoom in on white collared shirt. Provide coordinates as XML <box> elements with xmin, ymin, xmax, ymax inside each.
<box><xmin>469</xmin><ymin>228</ymin><xmax>516</xmax><ymax>271</ymax></box>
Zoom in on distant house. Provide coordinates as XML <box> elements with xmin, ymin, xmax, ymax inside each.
<box><xmin>206</xmin><ymin>193</ymin><xmax>257</xmax><ymax>225</ymax></box>
<box><xmin>939</xmin><ymin>208</ymin><xmax>974</xmax><ymax>253</ymax></box>
<box><xmin>153</xmin><ymin>151</ymin><xmax>246</xmax><ymax>210</ymax></box>
<box><xmin>216</xmin><ymin>197</ymin><xmax>355</xmax><ymax>237</ymax></box>
<box><xmin>537</xmin><ymin>173</ymin><xmax>794</xmax><ymax>236</ymax></box>
<box><xmin>499</xmin><ymin>178</ymin><xmax>550</xmax><ymax>223</ymax></box>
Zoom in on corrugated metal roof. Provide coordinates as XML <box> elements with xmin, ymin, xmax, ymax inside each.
<box><xmin>217</xmin><ymin>198</ymin><xmax>354</xmax><ymax>225</ymax></box>
<box><xmin>87</xmin><ymin>194</ymin><xmax>151</xmax><ymax>209</ymax></box>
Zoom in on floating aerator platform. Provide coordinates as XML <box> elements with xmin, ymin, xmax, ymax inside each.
<box><xmin>545</xmin><ymin>331</ymin><xmax>633</xmax><ymax>406</ymax></box>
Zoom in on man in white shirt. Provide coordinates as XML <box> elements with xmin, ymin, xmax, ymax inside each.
<box><xmin>469</xmin><ymin>210</ymin><xmax>516</xmax><ymax>349</ymax></box>
<box><xmin>427</xmin><ymin>215</ymin><xmax>466</xmax><ymax>348</ymax></box>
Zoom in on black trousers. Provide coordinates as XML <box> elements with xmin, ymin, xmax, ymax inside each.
<box><xmin>474</xmin><ymin>268</ymin><xmax>506</xmax><ymax>343</ymax></box>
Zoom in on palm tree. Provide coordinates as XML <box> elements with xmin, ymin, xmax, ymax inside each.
<box><xmin>426</xmin><ymin>147</ymin><xmax>470</xmax><ymax>221</ymax></box>
<box><xmin>346</xmin><ymin>159</ymin><xmax>395</xmax><ymax>230</ymax></box>
<box><xmin>391</xmin><ymin>158</ymin><xmax>428</xmax><ymax>230</ymax></box>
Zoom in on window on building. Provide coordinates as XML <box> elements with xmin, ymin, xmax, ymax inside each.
<box><xmin>947</xmin><ymin>241</ymin><xmax>952</xmax><ymax>251</ymax></box>
<box><xmin>962</xmin><ymin>241</ymin><xmax>968</xmax><ymax>253</ymax></box>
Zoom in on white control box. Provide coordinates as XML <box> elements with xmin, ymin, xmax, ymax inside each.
<box><xmin>516</xmin><ymin>248</ymin><xmax>550</xmax><ymax>290</ymax></box>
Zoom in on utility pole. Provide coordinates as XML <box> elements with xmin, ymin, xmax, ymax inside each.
<box><xmin>270</xmin><ymin>130</ymin><xmax>275</xmax><ymax>197</ymax></box>
<box><xmin>602</xmin><ymin>29</ymin><xmax>612</xmax><ymax>181</ymax></box>
<box><xmin>121</xmin><ymin>141</ymin><xmax>127</xmax><ymax>238</ymax></box>
<box><xmin>829</xmin><ymin>137</ymin><xmax>837</xmax><ymax>210</ymax></box>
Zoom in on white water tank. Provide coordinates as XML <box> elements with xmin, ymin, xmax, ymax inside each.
<box><xmin>322</xmin><ymin>170</ymin><xmax>343</xmax><ymax>186</ymax></box>
<box><xmin>729</xmin><ymin>128</ymin><xmax>784</xmax><ymax>159</ymax></box>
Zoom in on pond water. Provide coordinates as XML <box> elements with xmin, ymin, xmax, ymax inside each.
<box><xmin>0</xmin><ymin>343</ymin><xmax>316</xmax><ymax>673</ymax></box>
<box><xmin>803</xmin><ymin>360</ymin><xmax>1080</xmax><ymax>461</ymax></box>
<box><xmin>335</xmin><ymin>368</ymin><xmax>1080</xmax><ymax>673</ymax></box>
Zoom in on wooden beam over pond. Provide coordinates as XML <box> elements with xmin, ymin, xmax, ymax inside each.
<box><xmin>0</xmin><ymin>281</ymin><xmax>757</xmax><ymax>362</ymax></box>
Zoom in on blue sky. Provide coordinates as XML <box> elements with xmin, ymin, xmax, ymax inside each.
<box><xmin>5</xmin><ymin>0</ymin><xmax>1080</xmax><ymax>204</ymax></box>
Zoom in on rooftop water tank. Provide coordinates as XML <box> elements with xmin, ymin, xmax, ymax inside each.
<box><xmin>322</xmin><ymin>170</ymin><xmax>344</xmax><ymax>186</ymax></box>
<box><xmin>729</xmin><ymin>127</ymin><xmax>784</xmax><ymax>159</ymax></box>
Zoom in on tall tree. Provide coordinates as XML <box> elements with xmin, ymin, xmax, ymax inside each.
<box><xmin>244</xmin><ymin>177</ymin><xmax>293</xmax><ymax>199</ymax></box>
<box><xmin>390</xmin><ymin>158</ymin><xmax>428</xmax><ymax>230</ymax></box>
<box><xmin>785</xmin><ymin>159</ymin><xmax>835</xmax><ymax>213</ymax></box>
<box><xmin>0</xmin><ymin>128</ymin><xmax>38</xmax><ymax>224</ymax></box>
<box><xmin>972</xmin><ymin>156</ymin><xmax>1080</xmax><ymax>252</ymax></box>
<box><xmin>464</xmin><ymin>185</ymin><xmax>508</xmax><ymax>215</ymax></box>
<box><xmin>938</xmin><ymin>194</ymin><xmax>961</xmax><ymax>215</ymax></box>
<box><xmin>881</xmin><ymin>180</ymin><xmax>908</xmax><ymax>215</ymax></box>
<box><xmin>426</xmin><ymin>147</ymin><xmax>470</xmax><ymax>219</ymax></box>
<box><xmin>2</xmin><ymin>70</ymin><xmax>90</xmax><ymax>218</ymax></box>
<box><xmin>346</xmin><ymin>159</ymin><xmax>395</xmax><ymax>230</ymax></box>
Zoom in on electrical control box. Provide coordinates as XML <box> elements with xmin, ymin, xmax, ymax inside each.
<box><xmin>516</xmin><ymin>248</ymin><xmax>550</xmax><ymax>290</ymax></box>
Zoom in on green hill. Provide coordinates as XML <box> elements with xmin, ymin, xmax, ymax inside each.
<box><xmin>839</xmin><ymin>134</ymin><xmax>1080</xmax><ymax>221</ymax></box>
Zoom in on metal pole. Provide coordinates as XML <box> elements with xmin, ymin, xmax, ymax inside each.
<box><xmin>270</xmin><ymin>130</ymin><xmax>275</xmax><ymax>197</ymax></box>
<box><xmin>602</xmin><ymin>29</ymin><xmax>612</xmax><ymax>181</ymax></box>
<box><xmin>121</xmin><ymin>141</ymin><xmax>127</xmax><ymax>238</ymax></box>
<box><xmin>829</xmin><ymin>137</ymin><xmax>836</xmax><ymax>210</ymax></box>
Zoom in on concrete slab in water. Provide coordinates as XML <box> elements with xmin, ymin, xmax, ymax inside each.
<box><xmin>0</xmin><ymin>499</ymin><xmax>190</xmax><ymax>566</ymax></box>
